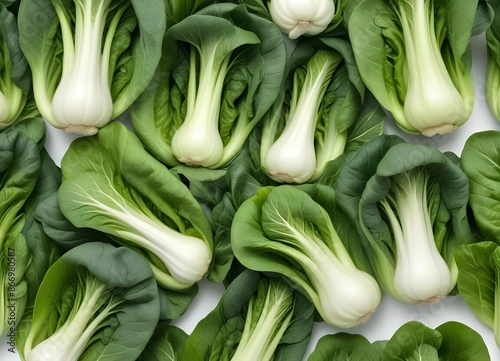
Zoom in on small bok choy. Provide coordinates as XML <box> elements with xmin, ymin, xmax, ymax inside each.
<box><xmin>181</xmin><ymin>270</ymin><xmax>314</xmax><ymax>361</ymax></box>
<box><xmin>18</xmin><ymin>0</ymin><xmax>166</xmax><ymax>135</ymax></box>
<box><xmin>335</xmin><ymin>135</ymin><xmax>473</xmax><ymax>304</ymax></box>
<box><xmin>131</xmin><ymin>3</ymin><xmax>287</xmax><ymax>169</ymax></box>
<box><xmin>260</xmin><ymin>37</ymin><xmax>384</xmax><ymax>184</ymax></box>
<box><xmin>57</xmin><ymin>121</ymin><xmax>214</xmax><ymax>294</ymax></box>
<box><xmin>345</xmin><ymin>0</ymin><xmax>476</xmax><ymax>136</ymax></box>
<box><xmin>20</xmin><ymin>242</ymin><xmax>161</xmax><ymax>361</ymax></box>
<box><xmin>231</xmin><ymin>184</ymin><xmax>381</xmax><ymax>328</ymax></box>
<box><xmin>485</xmin><ymin>0</ymin><xmax>500</xmax><ymax>121</ymax></box>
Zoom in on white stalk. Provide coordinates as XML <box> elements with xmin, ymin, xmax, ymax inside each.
<box><xmin>269</xmin><ymin>0</ymin><xmax>335</xmax><ymax>39</ymax></box>
<box><xmin>382</xmin><ymin>171</ymin><xmax>452</xmax><ymax>303</ymax></box>
<box><xmin>170</xmin><ymin>47</ymin><xmax>229</xmax><ymax>167</ymax></box>
<box><xmin>264</xmin><ymin>51</ymin><xmax>339</xmax><ymax>184</ymax></box>
<box><xmin>400</xmin><ymin>0</ymin><xmax>464</xmax><ymax>136</ymax></box>
<box><xmin>0</xmin><ymin>92</ymin><xmax>9</xmax><ymax>124</ymax></box>
<box><xmin>51</xmin><ymin>0</ymin><xmax>115</xmax><ymax>135</ymax></box>
<box><xmin>275</xmin><ymin>212</ymin><xmax>381</xmax><ymax>328</ymax></box>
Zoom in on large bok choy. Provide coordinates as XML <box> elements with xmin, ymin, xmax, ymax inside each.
<box><xmin>57</xmin><ymin>121</ymin><xmax>214</xmax><ymax>295</ymax></box>
<box><xmin>335</xmin><ymin>135</ymin><xmax>473</xmax><ymax>304</ymax></box>
<box><xmin>17</xmin><ymin>0</ymin><xmax>166</xmax><ymax>135</ymax></box>
<box><xmin>181</xmin><ymin>270</ymin><xmax>314</xmax><ymax>361</ymax></box>
<box><xmin>345</xmin><ymin>0</ymin><xmax>476</xmax><ymax>136</ymax></box>
<box><xmin>131</xmin><ymin>3</ymin><xmax>287</xmax><ymax>169</ymax></box>
<box><xmin>260</xmin><ymin>38</ymin><xmax>384</xmax><ymax>184</ymax></box>
<box><xmin>20</xmin><ymin>242</ymin><xmax>161</xmax><ymax>361</ymax></box>
<box><xmin>231</xmin><ymin>184</ymin><xmax>381</xmax><ymax>328</ymax></box>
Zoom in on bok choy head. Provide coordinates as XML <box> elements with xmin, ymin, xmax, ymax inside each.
<box><xmin>130</xmin><ymin>3</ymin><xmax>287</xmax><ymax>169</ymax></box>
<box><xmin>181</xmin><ymin>270</ymin><xmax>314</xmax><ymax>361</ymax></box>
<box><xmin>58</xmin><ymin>121</ymin><xmax>214</xmax><ymax>293</ymax></box>
<box><xmin>346</xmin><ymin>0</ymin><xmax>476</xmax><ymax>136</ymax></box>
<box><xmin>335</xmin><ymin>135</ymin><xmax>473</xmax><ymax>304</ymax></box>
<box><xmin>21</xmin><ymin>242</ymin><xmax>161</xmax><ymax>361</ymax></box>
<box><xmin>17</xmin><ymin>0</ymin><xmax>166</xmax><ymax>135</ymax></box>
<box><xmin>260</xmin><ymin>37</ymin><xmax>384</xmax><ymax>184</ymax></box>
<box><xmin>231</xmin><ymin>184</ymin><xmax>381</xmax><ymax>328</ymax></box>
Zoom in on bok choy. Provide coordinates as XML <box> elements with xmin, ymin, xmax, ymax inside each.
<box><xmin>335</xmin><ymin>135</ymin><xmax>473</xmax><ymax>304</ymax></box>
<box><xmin>18</xmin><ymin>0</ymin><xmax>166</xmax><ymax>135</ymax></box>
<box><xmin>131</xmin><ymin>3</ymin><xmax>287</xmax><ymax>169</ymax></box>
<box><xmin>181</xmin><ymin>270</ymin><xmax>314</xmax><ymax>361</ymax></box>
<box><xmin>20</xmin><ymin>242</ymin><xmax>161</xmax><ymax>361</ymax></box>
<box><xmin>231</xmin><ymin>184</ymin><xmax>381</xmax><ymax>328</ymax></box>
<box><xmin>57</xmin><ymin>121</ymin><xmax>214</xmax><ymax>293</ymax></box>
<box><xmin>346</xmin><ymin>0</ymin><xmax>476</xmax><ymax>136</ymax></box>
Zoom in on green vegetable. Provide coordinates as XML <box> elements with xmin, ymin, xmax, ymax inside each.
<box><xmin>231</xmin><ymin>184</ymin><xmax>381</xmax><ymax>328</ymax></box>
<box><xmin>461</xmin><ymin>130</ymin><xmax>500</xmax><ymax>243</ymax></box>
<box><xmin>335</xmin><ymin>135</ymin><xmax>473</xmax><ymax>304</ymax></box>
<box><xmin>0</xmin><ymin>3</ymin><xmax>30</xmax><ymax>131</ymax></box>
<box><xmin>18</xmin><ymin>0</ymin><xmax>166</xmax><ymax>135</ymax></box>
<box><xmin>346</xmin><ymin>0</ymin><xmax>476</xmax><ymax>136</ymax></box>
<box><xmin>0</xmin><ymin>118</ymin><xmax>48</xmax><ymax>334</ymax></box>
<box><xmin>58</xmin><ymin>121</ymin><xmax>214</xmax><ymax>294</ymax></box>
<box><xmin>455</xmin><ymin>241</ymin><xmax>500</xmax><ymax>348</ymax></box>
<box><xmin>260</xmin><ymin>37</ymin><xmax>384</xmax><ymax>184</ymax></box>
<box><xmin>308</xmin><ymin>321</ymin><xmax>491</xmax><ymax>360</ymax></box>
<box><xmin>138</xmin><ymin>325</ymin><xmax>188</xmax><ymax>361</ymax></box>
<box><xmin>181</xmin><ymin>270</ymin><xmax>314</xmax><ymax>361</ymax></box>
<box><xmin>20</xmin><ymin>242</ymin><xmax>161</xmax><ymax>361</ymax></box>
<box><xmin>130</xmin><ymin>3</ymin><xmax>287</xmax><ymax>169</ymax></box>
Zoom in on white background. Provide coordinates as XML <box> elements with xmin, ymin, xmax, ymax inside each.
<box><xmin>1</xmin><ymin>34</ymin><xmax>500</xmax><ymax>360</ymax></box>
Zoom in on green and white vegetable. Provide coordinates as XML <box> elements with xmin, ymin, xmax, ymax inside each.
<box><xmin>260</xmin><ymin>38</ymin><xmax>384</xmax><ymax>184</ymax></box>
<box><xmin>181</xmin><ymin>270</ymin><xmax>314</xmax><ymax>361</ymax></box>
<box><xmin>346</xmin><ymin>0</ymin><xmax>476</xmax><ymax>136</ymax></box>
<box><xmin>131</xmin><ymin>3</ymin><xmax>287</xmax><ymax>169</ymax></box>
<box><xmin>57</xmin><ymin>121</ymin><xmax>214</xmax><ymax>293</ymax></box>
<box><xmin>231</xmin><ymin>184</ymin><xmax>381</xmax><ymax>328</ymax></box>
<box><xmin>18</xmin><ymin>0</ymin><xmax>166</xmax><ymax>135</ymax></box>
<box><xmin>20</xmin><ymin>242</ymin><xmax>161</xmax><ymax>361</ymax></box>
<box><xmin>335</xmin><ymin>135</ymin><xmax>473</xmax><ymax>304</ymax></box>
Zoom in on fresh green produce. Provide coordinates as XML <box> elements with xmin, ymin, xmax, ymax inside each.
<box><xmin>181</xmin><ymin>270</ymin><xmax>314</xmax><ymax>361</ymax></box>
<box><xmin>335</xmin><ymin>135</ymin><xmax>473</xmax><ymax>304</ymax></box>
<box><xmin>345</xmin><ymin>0</ymin><xmax>477</xmax><ymax>136</ymax></box>
<box><xmin>131</xmin><ymin>3</ymin><xmax>287</xmax><ymax>169</ymax></box>
<box><xmin>308</xmin><ymin>321</ymin><xmax>490</xmax><ymax>360</ymax></box>
<box><xmin>20</xmin><ymin>242</ymin><xmax>161</xmax><ymax>361</ymax></box>
<box><xmin>0</xmin><ymin>3</ymin><xmax>31</xmax><ymax>131</ymax></box>
<box><xmin>57</xmin><ymin>121</ymin><xmax>214</xmax><ymax>296</ymax></box>
<box><xmin>231</xmin><ymin>184</ymin><xmax>381</xmax><ymax>328</ymax></box>
<box><xmin>260</xmin><ymin>37</ymin><xmax>384</xmax><ymax>184</ymax></box>
<box><xmin>461</xmin><ymin>130</ymin><xmax>500</xmax><ymax>243</ymax></box>
<box><xmin>138</xmin><ymin>325</ymin><xmax>188</xmax><ymax>361</ymax></box>
<box><xmin>455</xmin><ymin>241</ymin><xmax>500</xmax><ymax>348</ymax></box>
<box><xmin>0</xmin><ymin>117</ymin><xmax>49</xmax><ymax>334</ymax></box>
<box><xmin>17</xmin><ymin>0</ymin><xmax>166</xmax><ymax>135</ymax></box>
